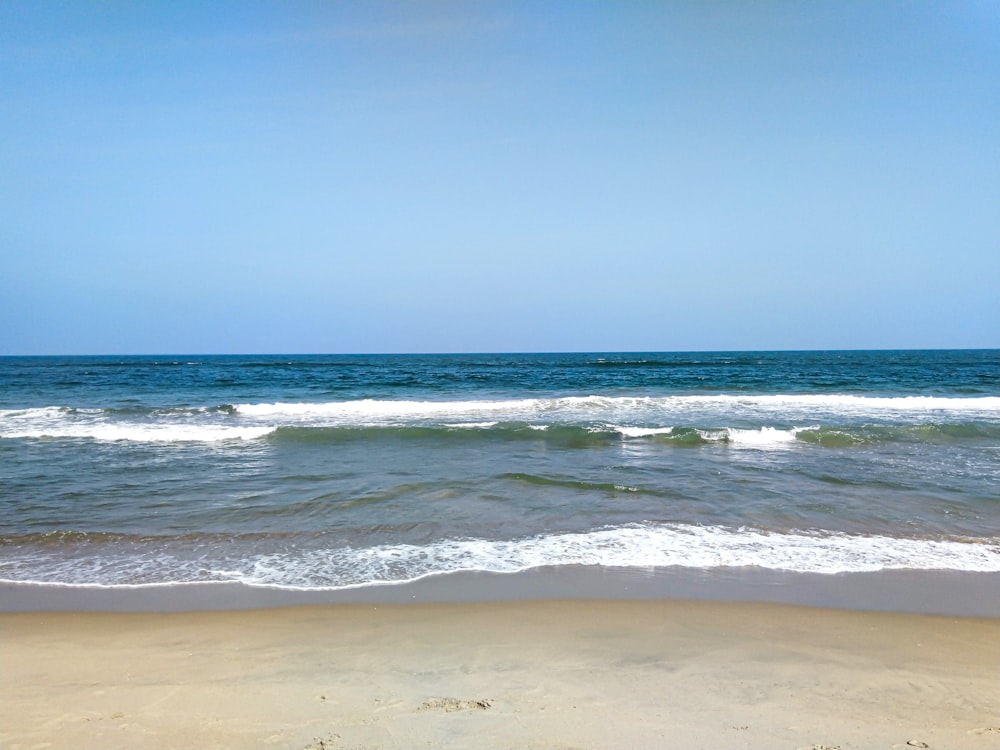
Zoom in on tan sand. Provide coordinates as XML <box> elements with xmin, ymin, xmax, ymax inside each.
<box><xmin>2</xmin><ymin>599</ymin><xmax>997</xmax><ymax>750</ymax></box>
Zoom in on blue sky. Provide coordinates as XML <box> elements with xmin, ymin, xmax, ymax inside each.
<box><xmin>2</xmin><ymin>1</ymin><xmax>997</xmax><ymax>354</ymax></box>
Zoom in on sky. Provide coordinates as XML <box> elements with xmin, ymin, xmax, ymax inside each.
<box><xmin>1</xmin><ymin>1</ymin><xmax>998</xmax><ymax>354</ymax></box>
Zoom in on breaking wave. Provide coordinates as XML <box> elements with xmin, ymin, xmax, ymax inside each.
<box><xmin>2</xmin><ymin>523</ymin><xmax>998</xmax><ymax>589</ymax></box>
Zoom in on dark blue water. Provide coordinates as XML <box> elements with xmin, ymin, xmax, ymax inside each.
<box><xmin>2</xmin><ymin>350</ymin><xmax>996</xmax><ymax>408</ymax></box>
<box><xmin>2</xmin><ymin>350</ymin><xmax>998</xmax><ymax>590</ymax></box>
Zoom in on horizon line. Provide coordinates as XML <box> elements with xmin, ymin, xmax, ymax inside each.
<box><xmin>2</xmin><ymin>346</ymin><xmax>998</xmax><ymax>358</ymax></box>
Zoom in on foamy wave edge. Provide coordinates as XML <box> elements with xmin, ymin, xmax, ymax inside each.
<box><xmin>3</xmin><ymin>524</ymin><xmax>998</xmax><ymax>589</ymax></box>
<box><xmin>0</xmin><ymin>425</ymin><xmax>276</xmax><ymax>442</ymax></box>
<box><xmin>233</xmin><ymin>394</ymin><xmax>1000</xmax><ymax>417</ymax></box>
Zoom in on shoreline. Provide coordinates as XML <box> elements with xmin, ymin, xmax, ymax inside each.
<box><xmin>3</xmin><ymin>597</ymin><xmax>997</xmax><ymax>750</ymax></box>
<box><xmin>3</xmin><ymin>565</ymin><xmax>1000</xmax><ymax>616</ymax></box>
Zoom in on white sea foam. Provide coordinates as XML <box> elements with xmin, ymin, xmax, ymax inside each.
<box><xmin>0</xmin><ymin>423</ymin><xmax>275</xmax><ymax>442</ymax></box>
<box><xmin>614</xmin><ymin>426</ymin><xmax>676</xmax><ymax>438</ymax></box>
<box><xmin>232</xmin><ymin>394</ymin><xmax>1000</xmax><ymax>423</ymax></box>
<box><xmin>223</xmin><ymin>525</ymin><xmax>1000</xmax><ymax>588</ymax></box>
<box><xmin>613</xmin><ymin>425</ymin><xmax>811</xmax><ymax>447</ymax></box>
<box><xmin>721</xmin><ymin>426</ymin><xmax>814</xmax><ymax>446</ymax></box>
<box><xmin>3</xmin><ymin>524</ymin><xmax>998</xmax><ymax>589</ymax></box>
<box><xmin>235</xmin><ymin>399</ymin><xmax>540</xmax><ymax>418</ymax></box>
<box><xmin>0</xmin><ymin>405</ymin><xmax>276</xmax><ymax>442</ymax></box>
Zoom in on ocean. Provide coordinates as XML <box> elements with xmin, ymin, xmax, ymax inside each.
<box><xmin>2</xmin><ymin>350</ymin><xmax>999</xmax><ymax>601</ymax></box>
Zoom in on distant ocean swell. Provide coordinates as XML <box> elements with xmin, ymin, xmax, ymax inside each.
<box><xmin>2</xmin><ymin>523</ymin><xmax>999</xmax><ymax>589</ymax></box>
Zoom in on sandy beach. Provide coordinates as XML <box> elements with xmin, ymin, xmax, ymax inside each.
<box><xmin>2</xmin><ymin>598</ymin><xmax>997</xmax><ymax>750</ymax></box>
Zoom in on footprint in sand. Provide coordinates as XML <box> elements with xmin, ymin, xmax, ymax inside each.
<box><xmin>969</xmin><ymin>727</ymin><xmax>1000</xmax><ymax>735</ymax></box>
<box><xmin>419</xmin><ymin>698</ymin><xmax>492</xmax><ymax>712</ymax></box>
<box><xmin>303</xmin><ymin>734</ymin><xmax>339</xmax><ymax>750</ymax></box>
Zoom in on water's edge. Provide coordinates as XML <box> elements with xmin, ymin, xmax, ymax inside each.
<box><xmin>3</xmin><ymin>566</ymin><xmax>998</xmax><ymax>618</ymax></box>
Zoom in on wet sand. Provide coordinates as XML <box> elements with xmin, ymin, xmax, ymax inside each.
<box><xmin>2</xmin><ymin>598</ymin><xmax>998</xmax><ymax>750</ymax></box>
<box><xmin>4</xmin><ymin>566</ymin><xmax>1000</xmax><ymax>616</ymax></box>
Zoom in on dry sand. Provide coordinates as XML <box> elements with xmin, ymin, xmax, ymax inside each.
<box><xmin>2</xmin><ymin>599</ymin><xmax>998</xmax><ymax>750</ymax></box>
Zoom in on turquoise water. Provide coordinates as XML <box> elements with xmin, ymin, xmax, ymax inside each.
<box><xmin>2</xmin><ymin>350</ymin><xmax>998</xmax><ymax>590</ymax></box>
